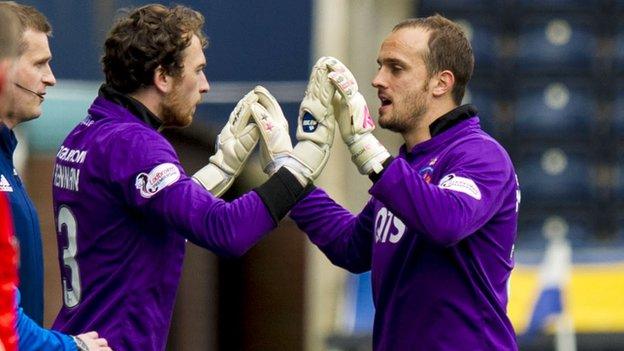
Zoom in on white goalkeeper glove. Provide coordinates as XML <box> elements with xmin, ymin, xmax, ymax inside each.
<box><xmin>193</xmin><ymin>90</ymin><xmax>259</xmax><ymax>197</ymax></box>
<box><xmin>251</xmin><ymin>86</ymin><xmax>307</xmax><ymax>186</ymax></box>
<box><xmin>251</xmin><ymin>80</ymin><xmax>334</xmax><ymax>186</ymax></box>
<box><xmin>325</xmin><ymin>57</ymin><xmax>391</xmax><ymax>175</ymax></box>
<box><xmin>294</xmin><ymin>56</ymin><xmax>336</xmax><ymax>180</ymax></box>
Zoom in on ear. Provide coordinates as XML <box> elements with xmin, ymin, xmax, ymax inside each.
<box><xmin>431</xmin><ymin>70</ymin><xmax>455</xmax><ymax>98</ymax></box>
<box><xmin>0</xmin><ymin>60</ymin><xmax>9</xmax><ymax>94</ymax></box>
<box><xmin>153</xmin><ymin>65</ymin><xmax>172</xmax><ymax>94</ymax></box>
<box><xmin>0</xmin><ymin>70</ymin><xmax>5</xmax><ymax>94</ymax></box>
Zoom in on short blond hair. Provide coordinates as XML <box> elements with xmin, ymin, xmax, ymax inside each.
<box><xmin>0</xmin><ymin>7</ymin><xmax>20</xmax><ymax>59</ymax></box>
<box><xmin>0</xmin><ymin>1</ymin><xmax>52</xmax><ymax>54</ymax></box>
<box><xmin>394</xmin><ymin>15</ymin><xmax>474</xmax><ymax>105</ymax></box>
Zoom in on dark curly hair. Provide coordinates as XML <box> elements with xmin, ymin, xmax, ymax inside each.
<box><xmin>102</xmin><ymin>4</ymin><xmax>208</xmax><ymax>94</ymax></box>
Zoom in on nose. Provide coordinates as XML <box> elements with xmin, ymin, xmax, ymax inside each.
<box><xmin>199</xmin><ymin>72</ymin><xmax>210</xmax><ymax>94</ymax></box>
<box><xmin>372</xmin><ymin>69</ymin><xmax>386</xmax><ymax>89</ymax></box>
<box><xmin>43</xmin><ymin>64</ymin><xmax>56</xmax><ymax>87</ymax></box>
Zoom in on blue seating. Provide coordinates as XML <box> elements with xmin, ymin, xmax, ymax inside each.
<box><xmin>451</xmin><ymin>18</ymin><xmax>500</xmax><ymax>72</ymax></box>
<box><xmin>513</xmin><ymin>79</ymin><xmax>596</xmax><ymax>140</ymax></box>
<box><xmin>517</xmin><ymin>212</ymin><xmax>593</xmax><ymax>250</ymax></box>
<box><xmin>613</xmin><ymin>25</ymin><xmax>624</xmax><ymax>75</ymax></box>
<box><xmin>515</xmin><ymin>16</ymin><xmax>597</xmax><ymax>74</ymax></box>
<box><xmin>516</xmin><ymin>148</ymin><xmax>594</xmax><ymax>204</ymax></box>
<box><xmin>463</xmin><ymin>85</ymin><xmax>498</xmax><ymax>136</ymax></box>
<box><xmin>516</xmin><ymin>0</ymin><xmax>602</xmax><ymax>13</ymax></box>
<box><xmin>611</xmin><ymin>86</ymin><xmax>624</xmax><ymax>136</ymax></box>
<box><xmin>611</xmin><ymin>160</ymin><xmax>624</xmax><ymax>200</ymax></box>
<box><xmin>613</xmin><ymin>0</ymin><xmax>624</xmax><ymax>12</ymax></box>
<box><xmin>419</xmin><ymin>0</ymin><xmax>494</xmax><ymax>15</ymax></box>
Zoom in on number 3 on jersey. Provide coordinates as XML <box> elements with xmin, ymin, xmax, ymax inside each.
<box><xmin>57</xmin><ymin>205</ymin><xmax>81</xmax><ymax>308</ymax></box>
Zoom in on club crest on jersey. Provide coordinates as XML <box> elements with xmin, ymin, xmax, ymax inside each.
<box><xmin>417</xmin><ymin>157</ymin><xmax>438</xmax><ymax>184</ymax></box>
<box><xmin>438</xmin><ymin>173</ymin><xmax>482</xmax><ymax>200</ymax></box>
<box><xmin>302</xmin><ymin>113</ymin><xmax>318</xmax><ymax>132</ymax></box>
<box><xmin>135</xmin><ymin>163</ymin><xmax>180</xmax><ymax>198</ymax></box>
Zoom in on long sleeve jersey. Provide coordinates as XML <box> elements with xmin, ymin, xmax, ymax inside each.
<box><xmin>52</xmin><ymin>85</ymin><xmax>309</xmax><ymax>351</ymax></box>
<box><xmin>291</xmin><ymin>106</ymin><xmax>520</xmax><ymax>351</ymax></box>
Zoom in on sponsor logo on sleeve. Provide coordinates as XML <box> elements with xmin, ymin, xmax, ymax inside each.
<box><xmin>135</xmin><ymin>163</ymin><xmax>180</xmax><ymax>198</ymax></box>
<box><xmin>438</xmin><ymin>173</ymin><xmax>481</xmax><ymax>200</ymax></box>
<box><xmin>302</xmin><ymin>113</ymin><xmax>318</xmax><ymax>132</ymax></box>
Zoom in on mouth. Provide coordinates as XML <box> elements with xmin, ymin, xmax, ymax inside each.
<box><xmin>378</xmin><ymin>92</ymin><xmax>392</xmax><ymax>113</ymax></box>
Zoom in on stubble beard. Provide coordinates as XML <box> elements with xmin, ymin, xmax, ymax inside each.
<box><xmin>161</xmin><ymin>88</ymin><xmax>194</xmax><ymax>128</ymax></box>
<box><xmin>379</xmin><ymin>86</ymin><xmax>428</xmax><ymax>134</ymax></box>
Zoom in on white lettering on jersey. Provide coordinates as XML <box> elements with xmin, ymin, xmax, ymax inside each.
<box><xmin>374</xmin><ymin>207</ymin><xmax>406</xmax><ymax>244</ymax></box>
<box><xmin>438</xmin><ymin>173</ymin><xmax>481</xmax><ymax>200</ymax></box>
<box><xmin>135</xmin><ymin>163</ymin><xmax>180</xmax><ymax>198</ymax></box>
<box><xmin>56</xmin><ymin>146</ymin><xmax>88</xmax><ymax>164</ymax></box>
<box><xmin>0</xmin><ymin>175</ymin><xmax>13</xmax><ymax>192</ymax></box>
<box><xmin>53</xmin><ymin>164</ymin><xmax>80</xmax><ymax>191</ymax></box>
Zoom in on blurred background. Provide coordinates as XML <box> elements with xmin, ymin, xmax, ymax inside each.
<box><xmin>11</xmin><ymin>0</ymin><xmax>624</xmax><ymax>350</ymax></box>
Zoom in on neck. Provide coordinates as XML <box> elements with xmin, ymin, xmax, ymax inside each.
<box><xmin>0</xmin><ymin>107</ymin><xmax>18</xmax><ymax>130</ymax></box>
<box><xmin>402</xmin><ymin>99</ymin><xmax>457</xmax><ymax>150</ymax></box>
<box><xmin>0</xmin><ymin>116</ymin><xmax>16</xmax><ymax>129</ymax></box>
<box><xmin>0</xmin><ymin>92</ymin><xmax>15</xmax><ymax>129</ymax></box>
<box><xmin>129</xmin><ymin>88</ymin><xmax>164</xmax><ymax>122</ymax></box>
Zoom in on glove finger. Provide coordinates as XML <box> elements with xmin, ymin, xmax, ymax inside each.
<box><xmin>311</xmin><ymin>57</ymin><xmax>332</xmax><ymax>76</ymax></box>
<box><xmin>241</xmin><ymin>122</ymin><xmax>260</xmax><ymax>144</ymax></box>
<box><xmin>312</xmin><ymin>56</ymin><xmax>331</xmax><ymax>67</ymax></box>
<box><xmin>235</xmin><ymin>123</ymin><xmax>260</xmax><ymax>159</ymax></box>
<box><xmin>328</xmin><ymin>71</ymin><xmax>354</xmax><ymax>100</ymax></box>
<box><xmin>229</xmin><ymin>90</ymin><xmax>257</xmax><ymax>133</ymax></box>
<box><xmin>325</xmin><ymin>57</ymin><xmax>359</xmax><ymax>93</ymax></box>
<box><xmin>250</xmin><ymin>103</ymin><xmax>271</xmax><ymax>131</ymax></box>
<box><xmin>250</xmin><ymin>103</ymin><xmax>286</xmax><ymax>146</ymax></box>
<box><xmin>254</xmin><ymin>85</ymin><xmax>288</xmax><ymax>129</ymax></box>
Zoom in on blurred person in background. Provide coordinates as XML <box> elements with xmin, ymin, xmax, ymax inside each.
<box><xmin>284</xmin><ymin>15</ymin><xmax>520</xmax><ymax>350</ymax></box>
<box><xmin>0</xmin><ymin>1</ymin><xmax>111</xmax><ymax>350</ymax></box>
<box><xmin>0</xmin><ymin>7</ymin><xmax>20</xmax><ymax>351</ymax></box>
<box><xmin>50</xmin><ymin>4</ymin><xmax>334</xmax><ymax>350</ymax></box>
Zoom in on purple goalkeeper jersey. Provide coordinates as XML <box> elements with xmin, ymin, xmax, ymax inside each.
<box><xmin>51</xmin><ymin>89</ymin><xmax>277</xmax><ymax>351</ymax></box>
<box><xmin>291</xmin><ymin>106</ymin><xmax>519</xmax><ymax>350</ymax></box>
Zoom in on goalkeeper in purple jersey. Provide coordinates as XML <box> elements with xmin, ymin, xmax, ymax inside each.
<box><xmin>258</xmin><ymin>15</ymin><xmax>520</xmax><ymax>351</ymax></box>
<box><xmin>51</xmin><ymin>4</ymin><xmax>336</xmax><ymax>351</ymax></box>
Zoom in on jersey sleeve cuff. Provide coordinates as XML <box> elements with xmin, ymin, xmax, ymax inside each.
<box><xmin>254</xmin><ymin>167</ymin><xmax>316</xmax><ymax>223</ymax></box>
<box><xmin>368</xmin><ymin>156</ymin><xmax>395</xmax><ymax>183</ymax></box>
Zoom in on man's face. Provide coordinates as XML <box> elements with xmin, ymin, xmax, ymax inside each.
<box><xmin>6</xmin><ymin>29</ymin><xmax>55</xmax><ymax>124</ymax></box>
<box><xmin>372</xmin><ymin>27</ymin><xmax>432</xmax><ymax>133</ymax></box>
<box><xmin>161</xmin><ymin>34</ymin><xmax>210</xmax><ymax>127</ymax></box>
